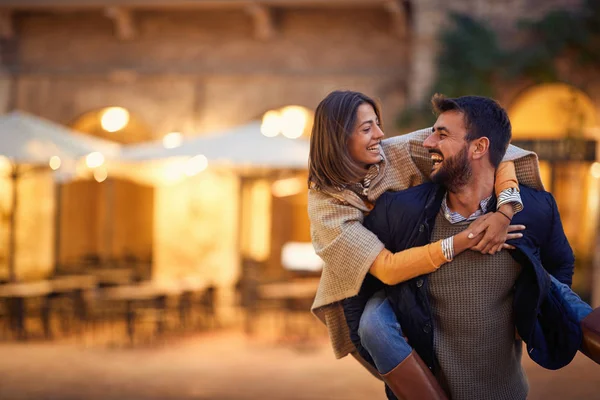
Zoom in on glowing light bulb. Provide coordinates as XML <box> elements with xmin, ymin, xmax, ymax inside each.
<box><xmin>49</xmin><ymin>156</ymin><xmax>61</xmax><ymax>170</ymax></box>
<box><xmin>100</xmin><ymin>107</ymin><xmax>129</xmax><ymax>132</ymax></box>
<box><xmin>86</xmin><ymin>152</ymin><xmax>105</xmax><ymax>168</ymax></box>
<box><xmin>261</xmin><ymin>110</ymin><xmax>281</xmax><ymax>137</ymax></box>
<box><xmin>280</xmin><ymin>106</ymin><xmax>307</xmax><ymax>139</ymax></box>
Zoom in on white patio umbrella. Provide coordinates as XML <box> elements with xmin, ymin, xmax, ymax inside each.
<box><xmin>120</xmin><ymin>121</ymin><xmax>308</xmax><ymax>165</ymax></box>
<box><xmin>0</xmin><ymin>110</ymin><xmax>121</xmax><ymax>281</ymax></box>
<box><xmin>0</xmin><ymin>110</ymin><xmax>121</xmax><ymax>165</ymax></box>
<box><xmin>115</xmin><ymin>121</ymin><xmax>309</xmax><ymax>185</ymax></box>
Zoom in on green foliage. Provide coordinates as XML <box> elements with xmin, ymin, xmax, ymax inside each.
<box><xmin>397</xmin><ymin>1</ymin><xmax>600</xmax><ymax>131</ymax></box>
<box><xmin>434</xmin><ymin>13</ymin><xmax>504</xmax><ymax>98</ymax></box>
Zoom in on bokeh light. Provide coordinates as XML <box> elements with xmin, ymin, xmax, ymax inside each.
<box><xmin>86</xmin><ymin>152</ymin><xmax>105</xmax><ymax>168</ymax></box>
<box><xmin>185</xmin><ymin>154</ymin><xmax>208</xmax><ymax>176</ymax></box>
<box><xmin>93</xmin><ymin>166</ymin><xmax>108</xmax><ymax>182</ymax></box>
<box><xmin>280</xmin><ymin>106</ymin><xmax>307</xmax><ymax>139</ymax></box>
<box><xmin>100</xmin><ymin>107</ymin><xmax>130</xmax><ymax>132</ymax></box>
<box><xmin>261</xmin><ymin>110</ymin><xmax>281</xmax><ymax>137</ymax></box>
<box><xmin>271</xmin><ymin>176</ymin><xmax>304</xmax><ymax>197</ymax></box>
<box><xmin>591</xmin><ymin>162</ymin><xmax>600</xmax><ymax>179</ymax></box>
<box><xmin>163</xmin><ymin>132</ymin><xmax>183</xmax><ymax>149</ymax></box>
<box><xmin>49</xmin><ymin>156</ymin><xmax>61</xmax><ymax>170</ymax></box>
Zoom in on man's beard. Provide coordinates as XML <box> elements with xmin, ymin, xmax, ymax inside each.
<box><xmin>430</xmin><ymin>145</ymin><xmax>472</xmax><ymax>193</ymax></box>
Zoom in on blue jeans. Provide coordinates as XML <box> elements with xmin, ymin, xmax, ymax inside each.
<box><xmin>550</xmin><ymin>275</ymin><xmax>593</xmax><ymax>322</ymax></box>
<box><xmin>358</xmin><ymin>290</ymin><xmax>412</xmax><ymax>374</ymax></box>
<box><xmin>358</xmin><ymin>278</ymin><xmax>593</xmax><ymax>375</ymax></box>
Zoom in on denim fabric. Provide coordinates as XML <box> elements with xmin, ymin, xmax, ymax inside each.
<box><xmin>358</xmin><ymin>290</ymin><xmax>412</xmax><ymax>374</ymax></box>
<box><xmin>550</xmin><ymin>275</ymin><xmax>593</xmax><ymax>322</ymax></box>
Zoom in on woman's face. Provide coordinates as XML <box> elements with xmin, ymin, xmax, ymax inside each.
<box><xmin>347</xmin><ymin>103</ymin><xmax>384</xmax><ymax>169</ymax></box>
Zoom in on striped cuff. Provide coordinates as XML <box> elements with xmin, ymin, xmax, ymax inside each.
<box><xmin>441</xmin><ymin>237</ymin><xmax>454</xmax><ymax>262</ymax></box>
<box><xmin>497</xmin><ymin>187</ymin><xmax>523</xmax><ymax>214</ymax></box>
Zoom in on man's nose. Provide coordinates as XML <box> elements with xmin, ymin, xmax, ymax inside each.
<box><xmin>423</xmin><ymin>133</ymin><xmax>435</xmax><ymax>149</ymax></box>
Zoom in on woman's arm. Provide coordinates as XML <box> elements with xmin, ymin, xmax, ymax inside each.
<box><xmin>309</xmin><ymin>189</ymin><xmax>480</xmax><ymax>288</ymax></box>
<box><xmin>369</xmin><ymin>233</ymin><xmax>474</xmax><ymax>285</ymax></box>
<box><xmin>468</xmin><ymin>161</ymin><xmax>524</xmax><ymax>254</ymax></box>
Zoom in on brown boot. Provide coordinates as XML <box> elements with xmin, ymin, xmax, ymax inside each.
<box><xmin>581</xmin><ymin>307</ymin><xmax>600</xmax><ymax>364</ymax></box>
<box><xmin>382</xmin><ymin>351</ymin><xmax>448</xmax><ymax>400</ymax></box>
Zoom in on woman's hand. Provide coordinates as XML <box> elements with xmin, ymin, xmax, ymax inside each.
<box><xmin>466</xmin><ymin>206</ymin><xmax>525</xmax><ymax>254</ymax></box>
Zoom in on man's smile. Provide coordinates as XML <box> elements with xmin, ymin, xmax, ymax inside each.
<box><xmin>430</xmin><ymin>151</ymin><xmax>444</xmax><ymax>169</ymax></box>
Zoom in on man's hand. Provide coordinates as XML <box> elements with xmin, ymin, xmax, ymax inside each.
<box><xmin>466</xmin><ymin>210</ymin><xmax>525</xmax><ymax>254</ymax></box>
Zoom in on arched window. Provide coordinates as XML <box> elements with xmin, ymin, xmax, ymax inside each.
<box><xmin>70</xmin><ymin>107</ymin><xmax>153</xmax><ymax>144</ymax></box>
<box><xmin>509</xmin><ymin>83</ymin><xmax>600</xmax><ymax>302</ymax></box>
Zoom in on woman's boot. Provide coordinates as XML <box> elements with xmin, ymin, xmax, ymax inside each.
<box><xmin>382</xmin><ymin>350</ymin><xmax>448</xmax><ymax>400</ymax></box>
<box><xmin>581</xmin><ymin>308</ymin><xmax>600</xmax><ymax>364</ymax></box>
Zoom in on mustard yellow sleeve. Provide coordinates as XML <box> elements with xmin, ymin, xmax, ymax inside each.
<box><xmin>369</xmin><ymin>240</ymin><xmax>448</xmax><ymax>285</ymax></box>
<box><xmin>495</xmin><ymin>161</ymin><xmax>519</xmax><ymax>195</ymax></box>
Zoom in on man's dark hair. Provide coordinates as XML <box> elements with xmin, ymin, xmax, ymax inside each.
<box><xmin>431</xmin><ymin>94</ymin><xmax>511</xmax><ymax>168</ymax></box>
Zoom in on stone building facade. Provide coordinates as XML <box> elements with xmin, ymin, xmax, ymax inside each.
<box><xmin>0</xmin><ymin>0</ymin><xmax>585</xmax><ymax>136</ymax></box>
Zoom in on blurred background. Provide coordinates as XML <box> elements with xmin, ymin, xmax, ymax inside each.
<box><xmin>0</xmin><ymin>0</ymin><xmax>598</xmax><ymax>399</ymax></box>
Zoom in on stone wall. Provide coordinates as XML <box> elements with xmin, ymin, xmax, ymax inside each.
<box><xmin>10</xmin><ymin>7</ymin><xmax>409</xmax><ymax>135</ymax></box>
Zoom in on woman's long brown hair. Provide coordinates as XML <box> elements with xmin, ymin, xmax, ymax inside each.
<box><xmin>308</xmin><ymin>90</ymin><xmax>382</xmax><ymax>191</ymax></box>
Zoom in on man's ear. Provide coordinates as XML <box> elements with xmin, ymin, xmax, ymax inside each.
<box><xmin>472</xmin><ymin>137</ymin><xmax>490</xmax><ymax>160</ymax></box>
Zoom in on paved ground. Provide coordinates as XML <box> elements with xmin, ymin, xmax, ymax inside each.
<box><xmin>0</xmin><ymin>330</ymin><xmax>598</xmax><ymax>400</ymax></box>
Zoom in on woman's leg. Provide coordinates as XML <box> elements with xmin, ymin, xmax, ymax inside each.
<box><xmin>358</xmin><ymin>290</ymin><xmax>412</xmax><ymax>374</ymax></box>
<box><xmin>358</xmin><ymin>290</ymin><xmax>448</xmax><ymax>400</ymax></box>
<box><xmin>550</xmin><ymin>275</ymin><xmax>600</xmax><ymax>364</ymax></box>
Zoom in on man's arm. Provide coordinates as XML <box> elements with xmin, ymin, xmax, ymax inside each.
<box><xmin>539</xmin><ymin>193</ymin><xmax>575</xmax><ymax>286</ymax></box>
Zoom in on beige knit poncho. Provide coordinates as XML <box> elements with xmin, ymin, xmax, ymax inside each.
<box><xmin>309</xmin><ymin>128</ymin><xmax>544</xmax><ymax>372</ymax></box>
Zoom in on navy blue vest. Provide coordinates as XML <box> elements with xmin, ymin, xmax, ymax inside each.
<box><xmin>343</xmin><ymin>183</ymin><xmax>582</xmax><ymax>380</ymax></box>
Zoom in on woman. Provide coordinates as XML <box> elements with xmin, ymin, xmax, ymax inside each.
<box><xmin>308</xmin><ymin>90</ymin><xmax>541</xmax><ymax>399</ymax></box>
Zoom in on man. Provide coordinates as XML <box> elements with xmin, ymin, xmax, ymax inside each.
<box><xmin>358</xmin><ymin>94</ymin><xmax>599</xmax><ymax>399</ymax></box>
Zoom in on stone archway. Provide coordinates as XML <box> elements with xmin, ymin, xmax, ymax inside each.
<box><xmin>70</xmin><ymin>106</ymin><xmax>154</xmax><ymax>144</ymax></box>
<box><xmin>508</xmin><ymin>83</ymin><xmax>600</xmax><ymax>302</ymax></box>
<box><xmin>509</xmin><ymin>83</ymin><xmax>598</xmax><ymax>140</ymax></box>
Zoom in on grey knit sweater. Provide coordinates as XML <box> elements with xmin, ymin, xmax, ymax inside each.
<box><xmin>429</xmin><ymin>213</ymin><xmax>529</xmax><ymax>400</ymax></box>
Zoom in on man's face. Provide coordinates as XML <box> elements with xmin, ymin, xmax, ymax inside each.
<box><xmin>423</xmin><ymin>110</ymin><xmax>472</xmax><ymax>192</ymax></box>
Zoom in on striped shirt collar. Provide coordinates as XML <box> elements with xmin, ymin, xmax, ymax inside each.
<box><xmin>347</xmin><ymin>162</ymin><xmax>381</xmax><ymax>197</ymax></box>
<box><xmin>441</xmin><ymin>192</ymin><xmax>493</xmax><ymax>224</ymax></box>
